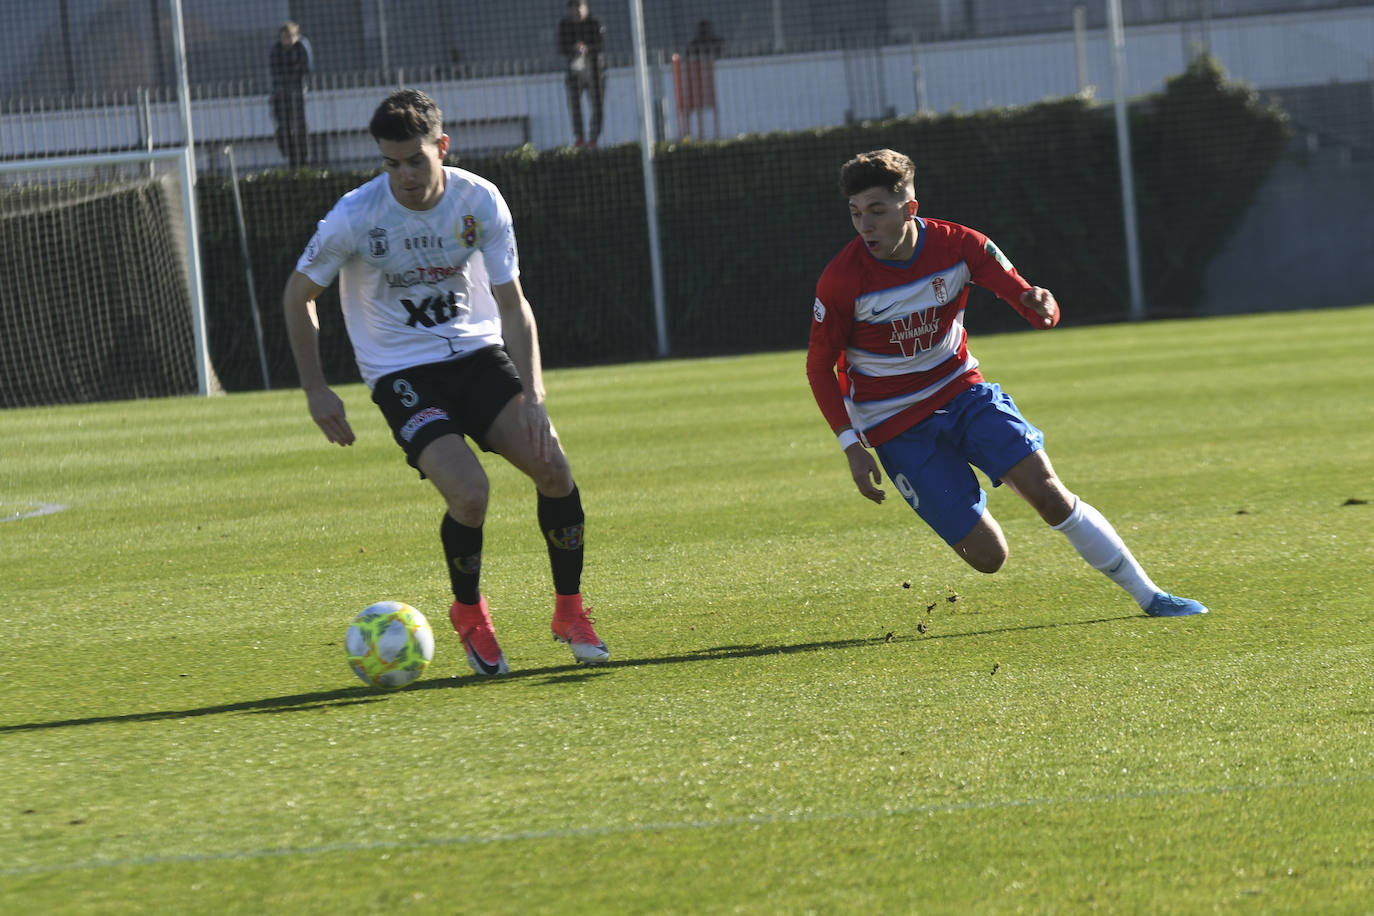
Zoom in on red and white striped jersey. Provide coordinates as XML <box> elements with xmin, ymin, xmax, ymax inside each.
<box><xmin>807</xmin><ymin>217</ymin><xmax>1042</xmax><ymax>447</ymax></box>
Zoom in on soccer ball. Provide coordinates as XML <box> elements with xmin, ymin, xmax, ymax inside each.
<box><xmin>345</xmin><ymin>601</ymin><xmax>435</xmax><ymax>689</ymax></box>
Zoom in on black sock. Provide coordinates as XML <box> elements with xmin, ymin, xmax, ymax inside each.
<box><xmin>538</xmin><ymin>486</ymin><xmax>584</xmax><ymax>597</ymax></box>
<box><xmin>440</xmin><ymin>513</ymin><xmax>483</xmax><ymax>605</ymax></box>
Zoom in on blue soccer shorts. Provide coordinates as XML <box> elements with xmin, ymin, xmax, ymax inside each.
<box><xmin>873</xmin><ymin>382</ymin><xmax>1045</xmax><ymax>546</ymax></box>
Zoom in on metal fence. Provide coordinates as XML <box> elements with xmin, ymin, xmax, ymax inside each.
<box><xmin>5</xmin><ymin>0</ymin><xmax>1372</xmax><ymax>100</ymax></box>
<box><xmin>2</xmin><ymin>1</ymin><xmax>1372</xmax><ymax>403</ymax></box>
<box><xmin>4</xmin><ymin>4</ymin><xmax>1372</xmax><ymax>167</ymax></box>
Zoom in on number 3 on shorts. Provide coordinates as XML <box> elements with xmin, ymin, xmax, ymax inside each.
<box><xmin>894</xmin><ymin>473</ymin><xmax>919</xmax><ymax>509</ymax></box>
<box><xmin>393</xmin><ymin>378</ymin><xmax>419</xmax><ymax>408</ymax></box>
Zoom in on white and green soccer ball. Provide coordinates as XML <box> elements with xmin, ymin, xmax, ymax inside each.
<box><xmin>345</xmin><ymin>601</ymin><xmax>435</xmax><ymax>689</ymax></box>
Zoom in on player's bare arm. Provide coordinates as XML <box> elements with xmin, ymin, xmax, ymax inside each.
<box><xmin>492</xmin><ymin>278</ymin><xmax>556</xmax><ymax>462</ymax></box>
<box><xmin>844</xmin><ymin>437</ymin><xmax>886</xmax><ymax>504</ymax></box>
<box><xmin>283</xmin><ymin>270</ymin><xmax>355</xmax><ymax>446</ymax></box>
<box><xmin>1020</xmin><ymin>286</ymin><xmax>1059</xmax><ymax>328</ymax></box>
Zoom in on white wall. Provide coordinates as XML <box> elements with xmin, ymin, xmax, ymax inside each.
<box><xmin>1</xmin><ymin>6</ymin><xmax>1369</xmax><ymax>169</ymax></box>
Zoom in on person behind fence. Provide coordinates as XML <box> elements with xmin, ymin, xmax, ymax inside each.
<box><xmin>686</xmin><ymin>19</ymin><xmax>723</xmax><ymax>59</ymax></box>
<box><xmin>557</xmin><ymin>0</ymin><xmax>606</xmax><ymax>148</ymax></box>
<box><xmin>806</xmin><ymin>148</ymin><xmax>1209</xmax><ymax>619</ymax></box>
<box><xmin>680</xmin><ymin>18</ymin><xmax>722</xmax><ymax>138</ymax></box>
<box><xmin>281</xmin><ymin>88</ymin><xmax>610</xmax><ymax>675</ymax></box>
<box><xmin>269</xmin><ymin>21</ymin><xmax>312</xmax><ymax>168</ymax></box>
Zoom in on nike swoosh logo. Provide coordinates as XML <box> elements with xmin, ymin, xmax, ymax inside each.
<box><xmin>463</xmin><ymin>637</ymin><xmax>506</xmax><ymax>675</ymax></box>
<box><xmin>870</xmin><ymin>302</ymin><xmax>899</xmax><ymax>318</ymax></box>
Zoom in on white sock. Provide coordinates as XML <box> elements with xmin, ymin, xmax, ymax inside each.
<box><xmin>1052</xmin><ymin>498</ymin><xmax>1160</xmax><ymax>609</ymax></box>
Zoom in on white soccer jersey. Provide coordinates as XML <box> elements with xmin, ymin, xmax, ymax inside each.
<box><xmin>295</xmin><ymin>167</ymin><xmax>520</xmax><ymax>388</ymax></box>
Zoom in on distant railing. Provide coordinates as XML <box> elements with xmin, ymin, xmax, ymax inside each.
<box><xmin>3</xmin><ymin>6</ymin><xmax>1371</xmax><ymax>175</ymax></box>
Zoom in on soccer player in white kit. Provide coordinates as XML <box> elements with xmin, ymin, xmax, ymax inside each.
<box><xmin>283</xmin><ymin>89</ymin><xmax>608</xmax><ymax>674</ymax></box>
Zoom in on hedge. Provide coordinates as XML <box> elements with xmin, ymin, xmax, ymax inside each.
<box><xmin>189</xmin><ymin>54</ymin><xmax>1288</xmax><ymax>391</ymax></box>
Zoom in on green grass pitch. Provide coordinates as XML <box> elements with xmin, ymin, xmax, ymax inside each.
<box><xmin>2</xmin><ymin>306</ymin><xmax>1372</xmax><ymax>913</ymax></box>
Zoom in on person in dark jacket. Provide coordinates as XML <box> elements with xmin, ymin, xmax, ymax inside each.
<box><xmin>270</xmin><ymin>21</ymin><xmax>312</xmax><ymax>168</ymax></box>
<box><xmin>557</xmin><ymin>1</ymin><xmax>606</xmax><ymax>147</ymax></box>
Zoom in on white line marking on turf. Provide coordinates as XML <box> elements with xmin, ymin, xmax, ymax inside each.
<box><xmin>2</xmin><ymin>774</ymin><xmax>1368</xmax><ymax>877</ymax></box>
<box><xmin>1</xmin><ymin>502</ymin><xmax>69</xmax><ymax>522</ymax></box>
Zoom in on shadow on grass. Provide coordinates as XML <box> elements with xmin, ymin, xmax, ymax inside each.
<box><xmin>1</xmin><ymin>613</ymin><xmax>1136</xmax><ymax>733</ymax></box>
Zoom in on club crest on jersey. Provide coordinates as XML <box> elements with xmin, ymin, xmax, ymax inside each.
<box><xmin>368</xmin><ymin>227</ymin><xmax>389</xmax><ymax>258</ymax></box>
<box><xmin>458</xmin><ymin>215</ymin><xmax>480</xmax><ymax>248</ymax></box>
<box><xmin>889</xmin><ymin>307</ymin><xmax>942</xmax><ymax>356</ymax></box>
<box><xmin>931</xmin><ymin>276</ymin><xmax>948</xmax><ymax>304</ymax></box>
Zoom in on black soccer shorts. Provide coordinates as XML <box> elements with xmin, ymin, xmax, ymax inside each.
<box><xmin>371</xmin><ymin>345</ymin><xmax>524</xmax><ymax>469</ymax></box>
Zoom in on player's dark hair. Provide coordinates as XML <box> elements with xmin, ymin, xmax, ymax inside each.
<box><xmin>839</xmin><ymin>149</ymin><xmax>916</xmax><ymax>199</ymax></box>
<box><xmin>369</xmin><ymin>89</ymin><xmax>444</xmax><ymax>144</ymax></box>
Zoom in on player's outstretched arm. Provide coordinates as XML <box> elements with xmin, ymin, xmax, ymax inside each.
<box><xmin>283</xmin><ymin>270</ymin><xmax>355</xmax><ymax>446</ymax></box>
<box><xmin>845</xmin><ymin>441</ymin><xmax>886</xmax><ymax>504</ymax></box>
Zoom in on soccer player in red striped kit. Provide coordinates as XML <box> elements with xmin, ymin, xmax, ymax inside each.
<box><xmin>807</xmin><ymin>149</ymin><xmax>1206</xmax><ymax>617</ymax></box>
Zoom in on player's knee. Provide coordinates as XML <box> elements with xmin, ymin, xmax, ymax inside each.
<box><xmin>961</xmin><ymin>545</ymin><xmax>1007</xmax><ymax>574</ymax></box>
<box><xmin>441</xmin><ymin>477</ymin><xmax>489</xmax><ymax>523</ymax></box>
<box><xmin>953</xmin><ymin>519</ymin><xmax>1008</xmax><ymax>573</ymax></box>
<box><xmin>527</xmin><ymin>453</ymin><xmax>573</xmax><ymax>495</ymax></box>
<box><xmin>953</xmin><ymin>538</ymin><xmax>1008</xmax><ymax>574</ymax></box>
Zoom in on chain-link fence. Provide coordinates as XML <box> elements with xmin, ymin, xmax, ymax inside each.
<box><xmin>2</xmin><ymin>2</ymin><xmax>1371</xmax><ymax>403</ymax></box>
<box><xmin>4</xmin><ymin>1</ymin><xmax>1372</xmax><ymax>98</ymax></box>
<box><xmin>5</xmin><ymin>2</ymin><xmax>1372</xmax><ymax>155</ymax></box>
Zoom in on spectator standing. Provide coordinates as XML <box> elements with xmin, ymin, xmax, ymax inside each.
<box><xmin>680</xmin><ymin>19</ymin><xmax>722</xmax><ymax>138</ymax></box>
<box><xmin>557</xmin><ymin>0</ymin><xmax>606</xmax><ymax>148</ymax></box>
<box><xmin>270</xmin><ymin>21</ymin><xmax>312</xmax><ymax>168</ymax></box>
<box><xmin>686</xmin><ymin>20</ymin><xmax>723</xmax><ymax>59</ymax></box>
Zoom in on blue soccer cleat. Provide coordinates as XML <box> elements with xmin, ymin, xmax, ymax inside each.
<box><xmin>1145</xmin><ymin>593</ymin><xmax>1209</xmax><ymax>617</ymax></box>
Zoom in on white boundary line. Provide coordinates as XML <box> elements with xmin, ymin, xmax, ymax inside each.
<box><xmin>1</xmin><ymin>502</ymin><xmax>69</xmax><ymax>522</ymax></box>
<box><xmin>3</xmin><ymin>774</ymin><xmax>1367</xmax><ymax>877</ymax></box>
